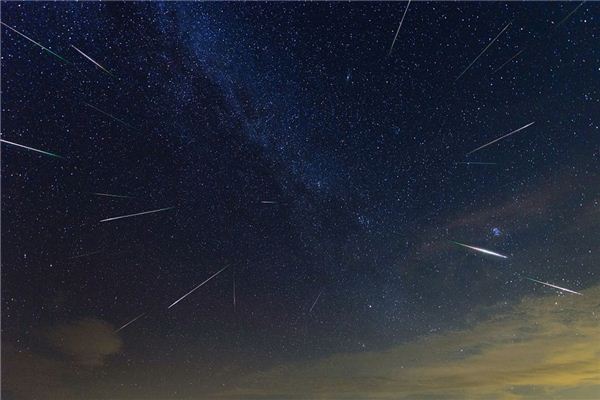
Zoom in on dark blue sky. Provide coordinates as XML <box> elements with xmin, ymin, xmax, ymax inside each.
<box><xmin>2</xmin><ymin>2</ymin><xmax>598</xmax><ymax>399</ymax></box>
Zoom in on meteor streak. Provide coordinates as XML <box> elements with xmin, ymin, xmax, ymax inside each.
<box><xmin>309</xmin><ymin>289</ymin><xmax>323</xmax><ymax>313</ymax></box>
<box><xmin>451</xmin><ymin>241</ymin><xmax>508</xmax><ymax>259</ymax></box>
<box><xmin>100</xmin><ymin>207</ymin><xmax>174</xmax><ymax>223</ymax></box>
<box><xmin>555</xmin><ymin>1</ymin><xmax>586</xmax><ymax>29</ymax></box>
<box><xmin>168</xmin><ymin>266</ymin><xmax>229</xmax><ymax>309</ymax></box>
<box><xmin>524</xmin><ymin>277</ymin><xmax>583</xmax><ymax>296</ymax></box>
<box><xmin>261</xmin><ymin>201</ymin><xmax>278</xmax><ymax>204</ymax></box>
<box><xmin>92</xmin><ymin>192</ymin><xmax>133</xmax><ymax>199</ymax></box>
<box><xmin>233</xmin><ymin>268</ymin><xmax>236</xmax><ymax>311</ymax></box>
<box><xmin>0</xmin><ymin>21</ymin><xmax>70</xmax><ymax>63</ymax></box>
<box><xmin>467</xmin><ymin>121</ymin><xmax>535</xmax><ymax>155</ymax></box>
<box><xmin>85</xmin><ymin>103</ymin><xmax>134</xmax><ymax>129</ymax></box>
<box><xmin>68</xmin><ymin>250</ymin><xmax>103</xmax><ymax>259</ymax></box>
<box><xmin>0</xmin><ymin>139</ymin><xmax>64</xmax><ymax>159</ymax></box>
<box><xmin>388</xmin><ymin>0</ymin><xmax>411</xmax><ymax>57</ymax></box>
<box><xmin>455</xmin><ymin>22</ymin><xmax>511</xmax><ymax>82</ymax></box>
<box><xmin>71</xmin><ymin>45</ymin><xmax>113</xmax><ymax>75</ymax></box>
<box><xmin>115</xmin><ymin>313</ymin><xmax>146</xmax><ymax>333</ymax></box>
<box><xmin>457</xmin><ymin>161</ymin><xmax>497</xmax><ymax>165</ymax></box>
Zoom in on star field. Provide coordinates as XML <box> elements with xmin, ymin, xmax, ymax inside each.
<box><xmin>1</xmin><ymin>2</ymin><xmax>599</xmax><ymax>399</ymax></box>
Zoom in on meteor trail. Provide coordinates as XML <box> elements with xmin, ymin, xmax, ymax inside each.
<box><xmin>388</xmin><ymin>0</ymin><xmax>411</xmax><ymax>57</ymax></box>
<box><xmin>457</xmin><ymin>161</ymin><xmax>497</xmax><ymax>165</ymax></box>
<box><xmin>168</xmin><ymin>266</ymin><xmax>229</xmax><ymax>309</ymax></box>
<box><xmin>100</xmin><ymin>207</ymin><xmax>174</xmax><ymax>223</ymax></box>
<box><xmin>261</xmin><ymin>201</ymin><xmax>278</xmax><ymax>204</ymax></box>
<box><xmin>92</xmin><ymin>192</ymin><xmax>133</xmax><ymax>199</ymax></box>
<box><xmin>309</xmin><ymin>289</ymin><xmax>323</xmax><ymax>313</ymax></box>
<box><xmin>68</xmin><ymin>250</ymin><xmax>103</xmax><ymax>259</ymax></box>
<box><xmin>555</xmin><ymin>1</ymin><xmax>586</xmax><ymax>29</ymax></box>
<box><xmin>233</xmin><ymin>268</ymin><xmax>236</xmax><ymax>311</ymax></box>
<box><xmin>0</xmin><ymin>21</ymin><xmax>70</xmax><ymax>63</ymax></box>
<box><xmin>494</xmin><ymin>48</ymin><xmax>525</xmax><ymax>73</ymax></box>
<box><xmin>71</xmin><ymin>45</ymin><xmax>113</xmax><ymax>76</ymax></box>
<box><xmin>85</xmin><ymin>103</ymin><xmax>134</xmax><ymax>129</ymax></box>
<box><xmin>0</xmin><ymin>139</ymin><xmax>64</xmax><ymax>159</ymax></box>
<box><xmin>467</xmin><ymin>121</ymin><xmax>535</xmax><ymax>156</ymax></box>
<box><xmin>524</xmin><ymin>277</ymin><xmax>583</xmax><ymax>296</ymax></box>
<box><xmin>455</xmin><ymin>22</ymin><xmax>511</xmax><ymax>82</ymax></box>
<box><xmin>451</xmin><ymin>241</ymin><xmax>508</xmax><ymax>259</ymax></box>
<box><xmin>115</xmin><ymin>313</ymin><xmax>146</xmax><ymax>333</ymax></box>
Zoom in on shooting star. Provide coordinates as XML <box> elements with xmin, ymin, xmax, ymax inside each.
<box><xmin>457</xmin><ymin>161</ymin><xmax>498</xmax><ymax>165</ymax></box>
<box><xmin>494</xmin><ymin>48</ymin><xmax>525</xmax><ymax>73</ymax></box>
<box><xmin>1</xmin><ymin>21</ymin><xmax>70</xmax><ymax>63</ymax></box>
<box><xmin>555</xmin><ymin>1</ymin><xmax>586</xmax><ymax>29</ymax></box>
<box><xmin>168</xmin><ymin>266</ymin><xmax>229</xmax><ymax>309</ymax></box>
<box><xmin>85</xmin><ymin>103</ymin><xmax>134</xmax><ymax>129</ymax></box>
<box><xmin>233</xmin><ymin>268</ymin><xmax>236</xmax><ymax>311</ymax></box>
<box><xmin>452</xmin><ymin>241</ymin><xmax>508</xmax><ymax>259</ymax></box>
<box><xmin>261</xmin><ymin>201</ymin><xmax>278</xmax><ymax>204</ymax></box>
<box><xmin>100</xmin><ymin>206</ymin><xmax>174</xmax><ymax>223</ymax></box>
<box><xmin>524</xmin><ymin>277</ymin><xmax>583</xmax><ymax>296</ymax></box>
<box><xmin>309</xmin><ymin>289</ymin><xmax>323</xmax><ymax>313</ymax></box>
<box><xmin>115</xmin><ymin>313</ymin><xmax>146</xmax><ymax>333</ymax></box>
<box><xmin>92</xmin><ymin>192</ymin><xmax>133</xmax><ymax>199</ymax></box>
<box><xmin>1</xmin><ymin>139</ymin><xmax>64</xmax><ymax>159</ymax></box>
<box><xmin>455</xmin><ymin>22</ymin><xmax>511</xmax><ymax>82</ymax></box>
<box><xmin>467</xmin><ymin>121</ymin><xmax>535</xmax><ymax>155</ymax></box>
<box><xmin>388</xmin><ymin>0</ymin><xmax>411</xmax><ymax>57</ymax></box>
<box><xmin>68</xmin><ymin>249</ymin><xmax>103</xmax><ymax>259</ymax></box>
<box><xmin>71</xmin><ymin>45</ymin><xmax>113</xmax><ymax>76</ymax></box>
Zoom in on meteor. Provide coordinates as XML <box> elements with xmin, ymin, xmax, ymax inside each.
<box><xmin>467</xmin><ymin>121</ymin><xmax>535</xmax><ymax>155</ymax></box>
<box><xmin>555</xmin><ymin>1</ymin><xmax>586</xmax><ymax>29</ymax></box>
<box><xmin>451</xmin><ymin>241</ymin><xmax>508</xmax><ymax>259</ymax></box>
<box><xmin>261</xmin><ymin>201</ymin><xmax>278</xmax><ymax>204</ymax></box>
<box><xmin>1</xmin><ymin>21</ymin><xmax>70</xmax><ymax>63</ymax></box>
<box><xmin>524</xmin><ymin>277</ymin><xmax>583</xmax><ymax>296</ymax></box>
<box><xmin>71</xmin><ymin>45</ymin><xmax>113</xmax><ymax>76</ymax></box>
<box><xmin>100</xmin><ymin>207</ymin><xmax>174</xmax><ymax>223</ymax></box>
<box><xmin>233</xmin><ymin>268</ymin><xmax>236</xmax><ymax>311</ymax></box>
<box><xmin>168</xmin><ymin>266</ymin><xmax>229</xmax><ymax>309</ymax></box>
<box><xmin>92</xmin><ymin>192</ymin><xmax>133</xmax><ymax>199</ymax></box>
<box><xmin>455</xmin><ymin>22</ymin><xmax>511</xmax><ymax>82</ymax></box>
<box><xmin>309</xmin><ymin>289</ymin><xmax>323</xmax><ymax>313</ymax></box>
<box><xmin>1</xmin><ymin>139</ymin><xmax>64</xmax><ymax>159</ymax></box>
<box><xmin>68</xmin><ymin>250</ymin><xmax>103</xmax><ymax>259</ymax></box>
<box><xmin>115</xmin><ymin>313</ymin><xmax>146</xmax><ymax>333</ymax></box>
<box><xmin>457</xmin><ymin>161</ymin><xmax>497</xmax><ymax>165</ymax></box>
<box><xmin>85</xmin><ymin>103</ymin><xmax>134</xmax><ymax>129</ymax></box>
<box><xmin>388</xmin><ymin>0</ymin><xmax>411</xmax><ymax>57</ymax></box>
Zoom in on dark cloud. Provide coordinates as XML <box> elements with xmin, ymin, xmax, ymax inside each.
<box><xmin>45</xmin><ymin>318</ymin><xmax>122</xmax><ymax>367</ymax></box>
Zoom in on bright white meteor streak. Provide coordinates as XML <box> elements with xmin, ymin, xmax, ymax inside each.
<box><xmin>467</xmin><ymin>121</ymin><xmax>535</xmax><ymax>155</ymax></box>
<box><xmin>92</xmin><ymin>192</ymin><xmax>133</xmax><ymax>199</ymax></box>
<box><xmin>115</xmin><ymin>313</ymin><xmax>146</xmax><ymax>333</ymax></box>
<box><xmin>1</xmin><ymin>21</ymin><xmax>70</xmax><ymax>63</ymax></box>
<box><xmin>71</xmin><ymin>45</ymin><xmax>113</xmax><ymax>76</ymax></box>
<box><xmin>388</xmin><ymin>0</ymin><xmax>411</xmax><ymax>57</ymax></box>
<box><xmin>100</xmin><ymin>207</ymin><xmax>174</xmax><ymax>222</ymax></box>
<box><xmin>168</xmin><ymin>266</ymin><xmax>229</xmax><ymax>309</ymax></box>
<box><xmin>524</xmin><ymin>277</ymin><xmax>583</xmax><ymax>296</ymax></box>
<box><xmin>309</xmin><ymin>289</ymin><xmax>323</xmax><ymax>313</ymax></box>
<box><xmin>455</xmin><ymin>22</ymin><xmax>511</xmax><ymax>82</ymax></box>
<box><xmin>452</xmin><ymin>241</ymin><xmax>508</xmax><ymax>259</ymax></box>
<box><xmin>1</xmin><ymin>139</ymin><xmax>64</xmax><ymax>159</ymax></box>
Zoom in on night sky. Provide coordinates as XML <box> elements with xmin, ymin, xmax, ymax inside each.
<box><xmin>1</xmin><ymin>2</ymin><xmax>599</xmax><ymax>399</ymax></box>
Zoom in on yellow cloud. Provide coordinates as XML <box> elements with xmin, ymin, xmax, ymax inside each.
<box><xmin>217</xmin><ymin>286</ymin><xmax>600</xmax><ymax>399</ymax></box>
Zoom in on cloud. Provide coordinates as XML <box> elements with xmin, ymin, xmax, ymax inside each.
<box><xmin>46</xmin><ymin>318</ymin><xmax>122</xmax><ymax>367</ymax></box>
<box><xmin>216</xmin><ymin>285</ymin><xmax>600</xmax><ymax>399</ymax></box>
